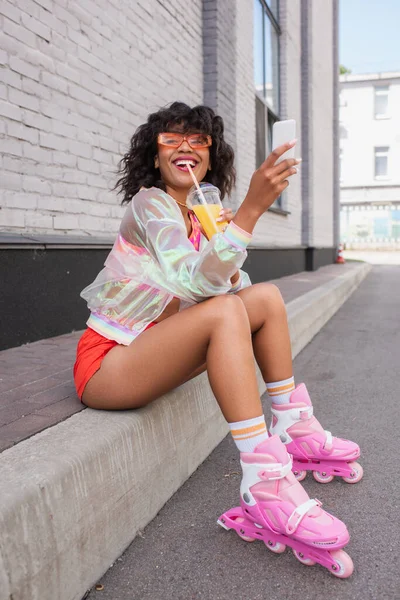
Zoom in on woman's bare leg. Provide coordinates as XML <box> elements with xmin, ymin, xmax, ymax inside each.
<box><xmin>83</xmin><ymin>294</ymin><xmax>262</xmax><ymax>422</ymax></box>
<box><xmin>182</xmin><ymin>363</ymin><xmax>207</xmax><ymax>383</ymax></box>
<box><xmin>183</xmin><ymin>283</ymin><xmax>293</xmax><ymax>386</ymax></box>
<box><xmin>236</xmin><ymin>282</ymin><xmax>293</xmax><ymax>382</ymax></box>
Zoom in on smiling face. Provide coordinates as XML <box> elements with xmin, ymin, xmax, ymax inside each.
<box><xmin>155</xmin><ymin>125</ymin><xmax>211</xmax><ymax>200</ymax></box>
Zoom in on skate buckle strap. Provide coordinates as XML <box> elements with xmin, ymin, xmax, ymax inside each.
<box><xmin>298</xmin><ymin>406</ymin><xmax>313</xmax><ymax>421</ymax></box>
<box><xmin>273</xmin><ymin>405</ymin><xmax>313</xmax><ymax>422</ymax></box>
<box><xmin>323</xmin><ymin>430</ymin><xmax>333</xmax><ymax>452</ymax></box>
<box><xmin>257</xmin><ymin>457</ymin><xmax>293</xmax><ymax>482</ymax></box>
<box><xmin>285</xmin><ymin>498</ymin><xmax>322</xmax><ymax>535</ymax></box>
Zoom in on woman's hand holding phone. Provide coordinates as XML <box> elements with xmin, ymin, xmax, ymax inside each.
<box><xmin>245</xmin><ymin>141</ymin><xmax>300</xmax><ymax>212</ymax></box>
<box><xmin>233</xmin><ymin>141</ymin><xmax>301</xmax><ymax>234</ymax></box>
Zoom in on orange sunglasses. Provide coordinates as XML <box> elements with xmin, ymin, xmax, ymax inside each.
<box><xmin>157</xmin><ymin>133</ymin><xmax>212</xmax><ymax>149</ymax></box>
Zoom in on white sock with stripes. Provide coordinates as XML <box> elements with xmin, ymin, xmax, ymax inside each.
<box><xmin>229</xmin><ymin>415</ymin><xmax>269</xmax><ymax>453</ymax></box>
<box><xmin>266</xmin><ymin>376</ymin><xmax>295</xmax><ymax>405</ymax></box>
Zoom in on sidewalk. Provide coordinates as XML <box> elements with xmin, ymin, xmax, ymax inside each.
<box><xmin>84</xmin><ymin>264</ymin><xmax>399</xmax><ymax>600</ymax></box>
<box><xmin>0</xmin><ymin>333</ymin><xmax>82</xmax><ymax>452</ymax></box>
<box><xmin>0</xmin><ymin>262</ymin><xmax>372</xmax><ymax>600</ymax></box>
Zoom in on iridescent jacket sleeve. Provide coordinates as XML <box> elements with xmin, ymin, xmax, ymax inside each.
<box><xmin>121</xmin><ymin>187</ymin><xmax>252</xmax><ymax>303</ymax></box>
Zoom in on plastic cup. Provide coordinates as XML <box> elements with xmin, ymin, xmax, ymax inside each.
<box><xmin>186</xmin><ymin>183</ymin><xmax>228</xmax><ymax>239</ymax></box>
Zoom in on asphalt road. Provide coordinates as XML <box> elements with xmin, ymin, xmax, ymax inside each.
<box><xmin>85</xmin><ymin>265</ymin><xmax>400</xmax><ymax>600</ymax></box>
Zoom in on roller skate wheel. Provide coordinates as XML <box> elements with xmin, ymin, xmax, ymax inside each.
<box><xmin>329</xmin><ymin>549</ymin><xmax>354</xmax><ymax>578</ymax></box>
<box><xmin>292</xmin><ymin>549</ymin><xmax>316</xmax><ymax>566</ymax></box>
<box><xmin>265</xmin><ymin>540</ymin><xmax>286</xmax><ymax>554</ymax></box>
<box><xmin>312</xmin><ymin>470</ymin><xmax>335</xmax><ymax>484</ymax></box>
<box><xmin>293</xmin><ymin>469</ymin><xmax>307</xmax><ymax>482</ymax></box>
<box><xmin>235</xmin><ymin>517</ymin><xmax>255</xmax><ymax>543</ymax></box>
<box><xmin>342</xmin><ymin>461</ymin><xmax>364</xmax><ymax>484</ymax></box>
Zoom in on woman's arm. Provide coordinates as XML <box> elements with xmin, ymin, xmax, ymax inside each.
<box><xmin>128</xmin><ymin>188</ymin><xmax>252</xmax><ymax>304</ymax></box>
<box><xmin>154</xmin><ymin>296</ymin><xmax>181</xmax><ymax>322</ymax></box>
<box><xmin>124</xmin><ymin>144</ymin><xmax>298</xmax><ymax>304</ymax></box>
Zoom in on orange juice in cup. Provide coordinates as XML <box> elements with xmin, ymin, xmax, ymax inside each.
<box><xmin>186</xmin><ymin>183</ymin><xmax>228</xmax><ymax>240</ymax></box>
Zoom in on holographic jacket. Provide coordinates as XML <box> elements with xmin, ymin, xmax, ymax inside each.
<box><xmin>81</xmin><ymin>187</ymin><xmax>252</xmax><ymax>345</ymax></box>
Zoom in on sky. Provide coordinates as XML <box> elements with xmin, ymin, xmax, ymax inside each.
<box><xmin>339</xmin><ymin>0</ymin><xmax>400</xmax><ymax>74</ymax></box>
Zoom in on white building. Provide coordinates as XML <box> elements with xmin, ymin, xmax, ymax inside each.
<box><xmin>0</xmin><ymin>0</ymin><xmax>340</xmax><ymax>349</ymax></box>
<box><xmin>339</xmin><ymin>72</ymin><xmax>400</xmax><ymax>248</ymax></box>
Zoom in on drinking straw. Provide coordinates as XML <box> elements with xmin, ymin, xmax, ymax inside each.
<box><xmin>185</xmin><ymin>163</ymin><xmax>219</xmax><ymax>235</ymax></box>
<box><xmin>186</xmin><ymin>163</ymin><xmax>207</xmax><ymax>204</ymax></box>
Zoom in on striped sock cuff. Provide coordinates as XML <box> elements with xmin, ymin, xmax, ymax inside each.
<box><xmin>266</xmin><ymin>376</ymin><xmax>295</xmax><ymax>405</ymax></box>
<box><xmin>229</xmin><ymin>415</ymin><xmax>269</xmax><ymax>452</ymax></box>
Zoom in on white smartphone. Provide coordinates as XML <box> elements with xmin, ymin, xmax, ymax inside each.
<box><xmin>272</xmin><ymin>119</ymin><xmax>296</xmax><ymax>164</ymax></box>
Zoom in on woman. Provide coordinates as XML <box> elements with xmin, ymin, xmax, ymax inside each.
<box><xmin>74</xmin><ymin>102</ymin><xmax>361</xmax><ymax>575</ymax></box>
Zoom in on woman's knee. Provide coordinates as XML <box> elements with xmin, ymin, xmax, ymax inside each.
<box><xmin>205</xmin><ymin>293</ymin><xmax>248</xmax><ymax>324</ymax></box>
<box><xmin>249</xmin><ymin>282</ymin><xmax>286</xmax><ymax>313</ymax></box>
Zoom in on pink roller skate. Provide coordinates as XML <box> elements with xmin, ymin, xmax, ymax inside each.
<box><xmin>218</xmin><ymin>435</ymin><xmax>354</xmax><ymax>577</ymax></box>
<box><xmin>270</xmin><ymin>384</ymin><xmax>363</xmax><ymax>484</ymax></box>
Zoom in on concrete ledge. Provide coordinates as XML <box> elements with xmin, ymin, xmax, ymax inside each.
<box><xmin>288</xmin><ymin>262</ymin><xmax>372</xmax><ymax>357</ymax></box>
<box><xmin>0</xmin><ymin>262</ymin><xmax>371</xmax><ymax>600</ymax></box>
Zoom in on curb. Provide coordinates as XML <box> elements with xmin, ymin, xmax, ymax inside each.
<box><xmin>0</xmin><ymin>262</ymin><xmax>371</xmax><ymax>600</ymax></box>
<box><xmin>287</xmin><ymin>262</ymin><xmax>372</xmax><ymax>358</ymax></box>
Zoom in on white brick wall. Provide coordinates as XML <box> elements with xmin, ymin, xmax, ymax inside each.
<box><xmin>0</xmin><ymin>0</ymin><xmax>203</xmax><ymax>236</ymax></box>
<box><xmin>1</xmin><ymin>0</ymin><xmax>337</xmax><ymax>250</ymax></box>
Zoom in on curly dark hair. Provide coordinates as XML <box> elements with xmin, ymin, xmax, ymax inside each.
<box><xmin>115</xmin><ymin>101</ymin><xmax>236</xmax><ymax>204</ymax></box>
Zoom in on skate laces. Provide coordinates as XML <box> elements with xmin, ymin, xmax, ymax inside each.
<box><xmin>285</xmin><ymin>498</ymin><xmax>322</xmax><ymax>535</ymax></box>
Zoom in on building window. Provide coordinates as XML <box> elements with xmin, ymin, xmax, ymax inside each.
<box><xmin>374</xmin><ymin>146</ymin><xmax>389</xmax><ymax>178</ymax></box>
<box><xmin>264</xmin><ymin>0</ymin><xmax>279</xmax><ymax>18</ymax></box>
<box><xmin>254</xmin><ymin>0</ymin><xmax>281</xmax><ymax>204</ymax></box>
<box><xmin>254</xmin><ymin>0</ymin><xmax>280</xmax><ymax>161</ymax></box>
<box><xmin>374</xmin><ymin>86</ymin><xmax>389</xmax><ymax>118</ymax></box>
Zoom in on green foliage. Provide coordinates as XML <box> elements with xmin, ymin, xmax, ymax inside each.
<box><xmin>339</xmin><ymin>64</ymin><xmax>352</xmax><ymax>75</ymax></box>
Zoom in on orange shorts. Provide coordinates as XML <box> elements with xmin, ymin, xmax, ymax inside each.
<box><xmin>73</xmin><ymin>323</ymin><xmax>157</xmax><ymax>401</ymax></box>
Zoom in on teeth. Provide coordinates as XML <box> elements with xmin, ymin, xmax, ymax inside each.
<box><xmin>175</xmin><ymin>160</ymin><xmax>196</xmax><ymax>167</ymax></box>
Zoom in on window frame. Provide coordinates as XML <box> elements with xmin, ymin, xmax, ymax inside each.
<box><xmin>256</xmin><ymin>0</ymin><xmax>281</xmax><ymax>113</ymax></box>
<box><xmin>374</xmin><ymin>146</ymin><xmax>390</xmax><ymax>180</ymax></box>
<box><xmin>254</xmin><ymin>0</ymin><xmax>284</xmax><ymax>210</ymax></box>
<box><xmin>374</xmin><ymin>85</ymin><xmax>390</xmax><ymax>119</ymax></box>
<box><xmin>263</xmin><ymin>1</ymin><xmax>280</xmax><ymax>33</ymax></box>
